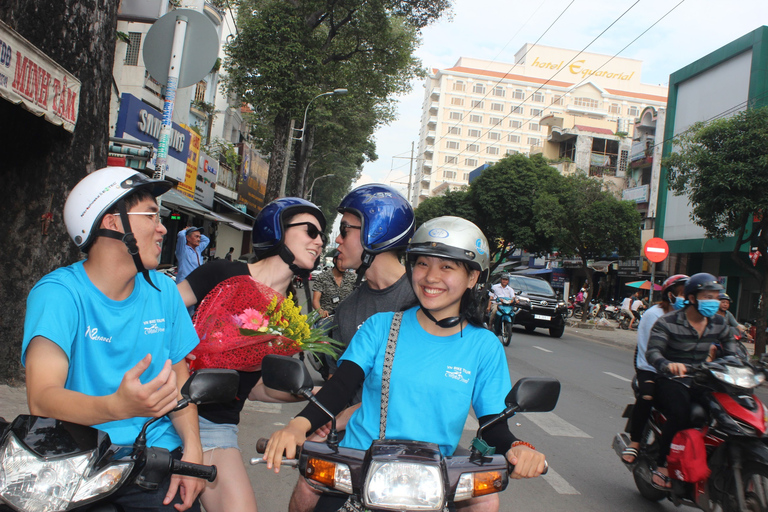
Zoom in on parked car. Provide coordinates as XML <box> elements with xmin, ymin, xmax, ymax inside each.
<box><xmin>490</xmin><ymin>273</ymin><xmax>567</xmax><ymax>338</ymax></box>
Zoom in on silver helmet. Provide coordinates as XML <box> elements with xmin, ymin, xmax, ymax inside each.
<box><xmin>406</xmin><ymin>216</ymin><xmax>490</xmax><ymax>283</ymax></box>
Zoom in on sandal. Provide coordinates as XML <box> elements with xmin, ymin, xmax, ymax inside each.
<box><xmin>621</xmin><ymin>446</ymin><xmax>638</xmax><ymax>465</ymax></box>
<box><xmin>651</xmin><ymin>467</ymin><xmax>672</xmax><ymax>490</ymax></box>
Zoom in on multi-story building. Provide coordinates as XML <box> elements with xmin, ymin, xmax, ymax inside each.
<box><xmin>413</xmin><ymin>44</ymin><xmax>667</xmax><ymax>205</ymax></box>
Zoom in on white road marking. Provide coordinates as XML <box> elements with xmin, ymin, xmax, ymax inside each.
<box><xmin>246</xmin><ymin>402</ymin><xmax>283</xmax><ymax>413</ymax></box>
<box><xmin>522</xmin><ymin>412</ymin><xmax>592</xmax><ymax>438</ymax></box>
<box><xmin>604</xmin><ymin>371</ymin><xmax>632</xmax><ymax>383</ymax></box>
<box><xmin>542</xmin><ymin>466</ymin><xmax>581</xmax><ymax>495</ymax></box>
<box><xmin>533</xmin><ymin>346</ymin><xmax>553</xmax><ymax>353</ymax></box>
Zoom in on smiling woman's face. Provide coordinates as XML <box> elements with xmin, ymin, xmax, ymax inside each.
<box><xmin>283</xmin><ymin>213</ymin><xmax>324</xmax><ymax>270</ymax></box>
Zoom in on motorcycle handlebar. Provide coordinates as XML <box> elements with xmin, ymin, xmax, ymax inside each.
<box><xmin>256</xmin><ymin>438</ymin><xmax>269</xmax><ymax>453</ymax></box>
<box><xmin>170</xmin><ymin>459</ymin><xmax>217</xmax><ymax>482</ymax></box>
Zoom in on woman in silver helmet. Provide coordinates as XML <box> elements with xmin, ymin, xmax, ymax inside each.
<box><xmin>263</xmin><ymin>216</ymin><xmax>547</xmax><ymax>511</ymax></box>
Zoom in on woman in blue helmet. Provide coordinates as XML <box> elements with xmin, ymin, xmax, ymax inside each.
<box><xmin>177</xmin><ymin>197</ymin><xmax>327</xmax><ymax>512</ymax></box>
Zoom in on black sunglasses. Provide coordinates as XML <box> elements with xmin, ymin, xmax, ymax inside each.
<box><xmin>286</xmin><ymin>222</ymin><xmax>327</xmax><ymax>244</ymax></box>
<box><xmin>339</xmin><ymin>221</ymin><xmax>361</xmax><ymax>240</ymax></box>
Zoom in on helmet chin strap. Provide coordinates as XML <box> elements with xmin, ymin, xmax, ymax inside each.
<box><xmin>94</xmin><ymin>199</ymin><xmax>160</xmax><ymax>291</ymax></box>
<box><xmin>353</xmin><ymin>251</ymin><xmax>376</xmax><ymax>288</ymax></box>
<box><xmin>406</xmin><ymin>262</ymin><xmax>467</xmax><ymax>336</ymax></box>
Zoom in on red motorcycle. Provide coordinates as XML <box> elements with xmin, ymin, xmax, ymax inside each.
<box><xmin>614</xmin><ymin>355</ymin><xmax>768</xmax><ymax>511</ymax></box>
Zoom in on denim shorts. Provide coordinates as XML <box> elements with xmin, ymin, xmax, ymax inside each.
<box><xmin>199</xmin><ymin>416</ymin><xmax>240</xmax><ymax>451</ymax></box>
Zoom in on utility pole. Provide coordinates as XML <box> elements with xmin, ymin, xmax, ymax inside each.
<box><xmin>406</xmin><ymin>141</ymin><xmax>414</xmax><ymax>203</ymax></box>
<box><xmin>279</xmin><ymin>119</ymin><xmax>295</xmax><ymax>197</ymax></box>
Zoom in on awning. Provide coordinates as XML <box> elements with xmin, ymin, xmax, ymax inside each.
<box><xmin>161</xmin><ymin>189</ymin><xmax>213</xmax><ymax>217</ymax></box>
<box><xmin>215</xmin><ymin>212</ymin><xmax>252</xmax><ymax>232</ymax></box>
<box><xmin>512</xmin><ymin>268</ymin><xmax>553</xmax><ymax>275</ymax></box>
<box><xmin>214</xmin><ymin>197</ymin><xmax>256</xmax><ymax>221</ymax></box>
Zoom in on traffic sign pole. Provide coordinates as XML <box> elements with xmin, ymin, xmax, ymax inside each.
<box><xmin>643</xmin><ymin>237</ymin><xmax>670</xmax><ymax>304</ymax></box>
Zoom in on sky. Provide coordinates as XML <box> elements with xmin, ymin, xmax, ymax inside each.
<box><xmin>354</xmin><ymin>0</ymin><xmax>768</xmax><ymax>196</ymax></box>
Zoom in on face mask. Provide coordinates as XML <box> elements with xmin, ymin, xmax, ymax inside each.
<box><xmin>672</xmin><ymin>296</ymin><xmax>686</xmax><ymax>310</ymax></box>
<box><xmin>696</xmin><ymin>299</ymin><xmax>720</xmax><ymax>318</ymax></box>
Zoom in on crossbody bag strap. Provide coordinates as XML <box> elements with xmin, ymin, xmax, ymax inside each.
<box><xmin>379</xmin><ymin>311</ymin><xmax>403</xmax><ymax>440</ymax></box>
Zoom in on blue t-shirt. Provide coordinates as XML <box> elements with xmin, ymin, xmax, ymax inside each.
<box><xmin>339</xmin><ymin>307</ymin><xmax>511</xmax><ymax>456</ymax></box>
<box><xmin>22</xmin><ymin>261</ymin><xmax>199</xmax><ymax>449</ymax></box>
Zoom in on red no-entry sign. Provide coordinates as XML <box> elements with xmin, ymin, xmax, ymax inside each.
<box><xmin>644</xmin><ymin>237</ymin><xmax>669</xmax><ymax>263</ymax></box>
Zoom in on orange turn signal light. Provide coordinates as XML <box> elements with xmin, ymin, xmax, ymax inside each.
<box><xmin>472</xmin><ymin>471</ymin><xmax>505</xmax><ymax>497</ymax></box>
<box><xmin>305</xmin><ymin>457</ymin><xmax>337</xmax><ymax>487</ymax></box>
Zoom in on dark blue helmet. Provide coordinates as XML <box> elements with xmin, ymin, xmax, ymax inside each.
<box><xmin>683</xmin><ymin>272</ymin><xmax>722</xmax><ymax>298</ymax></box>
<box><xmin>252</xmin><ymin>197</ymin><xmax>326</xmax><ymax>257</ymax></box>
<box><xmin>337</xmin><ymin>184</ymin><xmax>414</xmax><ymax>254</ymax></box>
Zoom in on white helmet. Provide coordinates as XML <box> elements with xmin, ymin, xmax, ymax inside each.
<box><xmin>64</xmin><ymin>167</ymin><xmax>171</xmax><ymax>250</ymax></box>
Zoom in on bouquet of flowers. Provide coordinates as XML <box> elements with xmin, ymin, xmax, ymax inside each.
<box><xmin>188</xmin><ymin>275</ymin><xmax>342</xmax><ymax>372</ymax></box>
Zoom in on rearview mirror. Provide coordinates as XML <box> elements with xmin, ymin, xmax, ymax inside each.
<box><xmin>505</xmin><ymin>377</ymin><xmax>560</xmax><ymax>413</ymax></box>
<box><xmin>261</xmin><ymin>354</ymin><xmax>314</xmax><ymax>394</ymax></box>
<box><xmin>180</xmin><ymin>369</ymin><xmax>239</xmax><ymax>405</ymax></box>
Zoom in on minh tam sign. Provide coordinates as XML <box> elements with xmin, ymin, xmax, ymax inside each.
<box><xmin>0</xmin><ymin>19</ymin><xmax>81</xmax><ymax>133</ymax></box>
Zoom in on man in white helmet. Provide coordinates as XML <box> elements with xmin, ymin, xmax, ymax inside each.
<box><xmin>21</xmin><ymin>167</ymin><xmax>205</xmax><ymax>512</ymax></box>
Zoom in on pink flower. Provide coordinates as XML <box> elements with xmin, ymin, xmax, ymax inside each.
<box><xmin>234</xmin><ymin>308</ymin><xmax>269</xmax><ymax>332</ymax></box>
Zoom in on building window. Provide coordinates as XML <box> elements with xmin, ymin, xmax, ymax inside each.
<box><xmin>473</xmin><ymin>83</ymin><xmax>485</xmax><ymax>94</ymax></box>
<box><xmin>487</xmin><ymin>146</ymin><xmax>500</xmax><ymax>155</ymax></box>
<box><xmin>463</xmin><ymin>173</ymin><xmax>469</xmax><ymax>181</ymax></box>
<box><xmin>466</xmin><ymin>143</ymin><xmax>479</xmax><ymax>152</ymax></box>
<box><xmin>493</xmin><ymin>86</ymin><xmax>505</xmax><ymax>97</ymax></box>
<box><xmin>444</xmin><ymin>170</ymin><xmax>457</xmax><ymax>179</ymax></box>
<box><xmin>529</xmin><ymin>122</ymin><xmax>540</xmax><ymax>131</ymax></box>
<box><xmin>628</xmin><ymin>106</ymin><xmax>640</xmax><ymax>117</ymax></box>
<box><xmin>573</xmin><ymin>97</ymin><xmax>599</xmax><ymax>110</ymax></box>
<box><xmin>451</xmin><ymin>97</ymin><xmax>464</xmax><ymax>106</ymax></box>
<box><xmin>449</xmin><ymin>111</ymin><xmax>462</xmax><ymax>120</ymax></box>
<box><xmin>509</xmin><ymin>120</ymin><xmax>522</xmax><ymax>129</ymax></box>
<box><xmin>194</xmin><ymin>80</ymin><xmax>207</xmax><ymax>103</ymax></box>
<box><xmin>512</xmin><ymin>89</ymin><xmax>525</xmax><ymax>100</ymax></box>
<box><xmin>609</xmin><ymin>103</ymin><xmax>621</xmax><ymax>114</ymax></box>
<box><xmin>506</xmin><ymin>149</ymin><xmax>519</xmax><ymax>156</ymax></box>
<box><xmin>124</xmin><ymin>32</ymin><xmax>142</xmax><ymax>66</ymax></box>
<box><xmin>490</xmin><ymin>102</ymin><xmax>504</xmax><ymax>112</ymax></box>
<box><xmin>553</xmin><ymin>95</ymin><xmax>564</xmax><ymax>105</ymax></box>
<box><xmin>528</xmin><ymin>137</ymin><xmax>540</xmax><ymax>146</ymax></box>
<box><xmin>471</xmin><ymin>100</ymin><xmax>484</xmax><ymax>109</ymax></box>
<box><xmin>468</xmin><ymin>128</ymin><xmax>482</xmax><ymax>138</ymax></box>
<box><xmin>448</xmin><ymin>126</ymin><xmax>461</xmax><ymax>135</ymax></box>
<box><xmin>589</xmin><ymin>138</ymin><xmax>619</xmax><ymax>177</ymax></box>
<box><xmin>531</xmin><ymin>108</ymin><xmax>543</xmax><ymax>117</ymax></box>
<box><xmin>470</xmin><ymin>114</ymin><xmax>483</xmax><ymax>123</ymax></box>
<box><xmin>619</xmin><ymin>149</ymin><xmax>629</xmax><ymax>176</ymax></box>
<box><xmin>489</xmin><ymin>117</ymin><xmax>502</xmax><ymax>126</ymax></box>
<box><xmin>488</xmin><ymin>131</ymin><xmax>500</xmax><ymax>140</ymax></box>
<box><xmin>453</xmin><ymin>80</ymin><xmax>466</xmax><ymax>92</ymax></box>
<box><xmin>532</xmin><ymin>92</ymin><xmax>544</xmax><ymax>102</ymax></box>
<box><xmin>446</xmin><ymin>140</ymin><xmax>460</xmax><ymax>149</ymax></box>
<box><xmin>511</xmin><ymin>105</ymin><xmax>524</xmax><ymax>114</ymax></box>
<box><xmin>445</xmin><ymin>156</ymin><xmax>458</xmax><ymax>164</ymax></box>
<box><xmin>508</xmin><ymin>134</ymin><xmax>520</xmax><ymax>143</ymax></box>
<box><xmin>465</xmin><ymin>158</ymin><xmax>478</xmax><ymax>167</ymax></box>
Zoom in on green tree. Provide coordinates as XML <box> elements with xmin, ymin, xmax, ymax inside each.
<box><xmin>414</xmin><ymin>189</ymin><xmax>474</xmax><ymax>228</ymax></box>
<box><xmin>225</xmin><ymin>0</ymin><xmax>449</xmax><ymax>201</ymax></box>
<box><xmin>664</xmin><ymin>106</ymin><xmax>768</xmax><ymax>354</ymax></box>
<box><xmin>536</xmin><ymin>172</ymin><xmax>641</xmax><ymax>312</ymax></box>
<box><xmin>468</xmin><ymin>154</ymin><xmax>561</xmax><ymax>272</ymax></box>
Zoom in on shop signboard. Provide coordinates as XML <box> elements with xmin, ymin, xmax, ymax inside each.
<box><xmin>114</xmin><ymin>93</ymin><xmax>190</xmax><ymax>182</ymax></box>
<box><xmin>195</xmin><ymin>151</ymin><xmax>217</xmax><ymax>208</ymax></box>
<box><xmin>0</xmin><ymin>19</ymin><xmax>81</xmax><ymax>132</ymax></box>
<box><xmin>237</xmin><ymin>142</ymin><xmax>269</xmax><ymax>211</ymax></box>
<box><xmin>551</xmin><ymin>268</ymin><xmax>567</xmax><ymax>289</ymax></box>
<box><xmin>178</xmin><ymin>124</ymin><xmax>200</xmax><ymax>199</ymax></box>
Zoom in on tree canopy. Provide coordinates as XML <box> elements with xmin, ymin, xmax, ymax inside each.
<box><xmin>664</xmin><ymin>106</ymin><xmax>768</xmax><ymax>353</ymax></box>
<box><xmin>224</xmin><ymin>0</ymin><xmax>451</xmax><ymax>201</ymax></box>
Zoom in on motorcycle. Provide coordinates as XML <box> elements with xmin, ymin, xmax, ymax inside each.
<box><xmin>0</xmin><ymin>369</ymin><xmax>239</xmax><ymax>512</ymax></box>
<box><xmin>253</xmin><ymin>355</ymin><xmax>560</xmax><ymax>511</ymax></box>
<box><xmin>492</xmin><ymin>297</ymin><xmax>517</xmax><ymax>347</ymax></box>
<box><xmin>618</xmin><ymin>310</ymin><xmax>634</xmax><ymax>330</ymax></box>
<box><xmin>603</xmin><ymin>300</ymin><xmax>620</xmax><ymax>320</ymax></box>
<box><xmin>613</xmin><ymin>356</ymin><xmax>768</xmax><ymax>511</ymax></box>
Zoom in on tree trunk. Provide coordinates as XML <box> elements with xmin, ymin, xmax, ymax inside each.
<box><xmin>293</xmin><ymin>125</ymin><xmax>315</xmax><ymax>198</ymax></box>
<box><xmin>0</xmin><ymin>0</ymin><xmax>118</xmax><ymax>383</ymax></box>
<box><xmin>266</xmin><ymin>113</ymin><xmax>291</xmax><ymax>203</ymax></box>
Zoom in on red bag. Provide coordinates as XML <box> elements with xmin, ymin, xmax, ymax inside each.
<box><xmin>667</xmin><ymin>428</ymin><xmax>710</xmax><ymax>482</ymax></box>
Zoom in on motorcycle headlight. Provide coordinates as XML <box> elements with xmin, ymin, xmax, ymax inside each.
<box><xmin>364</xmin><ymin>461</ymin><xmax>444</xmax><ymax>510</ymax></box>
<box><xmin>711</xmin><ymin>366</ymin><xmax>765</xmax><ymax>389</ymax></box>
<box><xmin>0</xmin><ymin>433</ymin><xmax>132</xmax><ymax>512</ymax></box>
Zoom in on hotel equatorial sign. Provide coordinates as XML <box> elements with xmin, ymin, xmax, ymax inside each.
<box><xmin>0</xmin><ymin>19</ymin><xmax>81</xmax><ymax>132</ymax></box>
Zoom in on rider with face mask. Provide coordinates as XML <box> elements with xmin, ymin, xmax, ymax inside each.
<box><xmin>621</xmin><ymin>274</ymin><xmax>688</xmax><ymax>465</ymax></box>
<box><xmin>645</xmin><ymin>273</ymin><xmax>738</xmax><ymax>489</ymax></box>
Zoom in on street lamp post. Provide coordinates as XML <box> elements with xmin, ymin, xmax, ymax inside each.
<box><xmin>280</xmin><ymin>88</ymin><xmax>348</xmax><ymax>197</ymax></box>
<box><xmin>307</xmin><ymin>174</ymin><xmax>336</xmax><ymax>202</ymax></box>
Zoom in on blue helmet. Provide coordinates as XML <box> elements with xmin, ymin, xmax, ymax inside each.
<box><xmin>252</xmin><ymin>197</ymin><xmax>326</xmax><ymax>258</ymax></box>
<box><xmin>337</xmin><ymin>184</ymin><xmax>414</xmax><ymax>255</ymax></box>
<box><xmin>683</xmin><ymin>272</ymin><xmax>722</xmax><ymax>298</ymax></box>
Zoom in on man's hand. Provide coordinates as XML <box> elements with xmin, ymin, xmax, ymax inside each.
<box><xmin>506</xmin><ymin>445</ymin><xmax>547</xmax><ymax>479</ymax></box>
<box><xmin>163</xmin><ymin>451</ymin><xmax>205</xmax><ymax>511</ymax></box>
<box><xmin>667</xmin><ymin>362</ymin><xmax>687</xmax><ymax>376</ymax></box>
<box><xmin>112</xmin><ymin>355</ymin><xmax>179</xmax><ymax>419</ymax></box>
<box><xmin>318</xmin><ymin>309</ymin><xmax>329</xmax><ymax>318</ymax></box>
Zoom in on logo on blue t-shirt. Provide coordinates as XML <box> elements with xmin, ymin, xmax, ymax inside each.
<box><xmin>445</xmin><ymin>365</ymin><xmax>471</xmax><ymax>384</ymax></box>
<box><xmin>85</xmin><ymin>326</ymin><xmax>112</xmax><ymax>343</ymax></box>
<box><xmin>143</xmin><ymin>318</ymin><xmax>166</xmax><ymax>335</ymax></box>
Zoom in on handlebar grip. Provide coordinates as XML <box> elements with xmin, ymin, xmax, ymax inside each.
<box><xmin>170</xmin><ymin>459</ymin><xmax>217</xmax><ymax>482</ymax></box>
<box><xmin>256</xmin><ymin>438</ymin><xmax>269</xmax><ymax>454</ymax></box>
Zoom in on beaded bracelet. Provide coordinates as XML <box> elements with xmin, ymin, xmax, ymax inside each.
<box><xmin>511</xmin><ymin>440</ymin><xmax>535</xmax><ymax>450</ymax></box>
